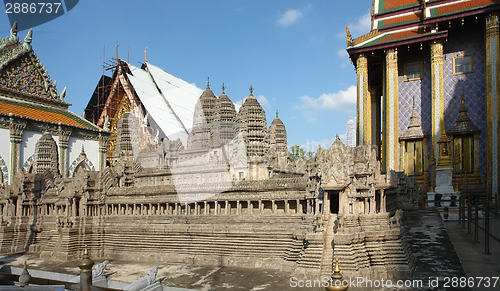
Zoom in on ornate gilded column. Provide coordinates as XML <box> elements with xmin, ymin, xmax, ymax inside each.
<box><xmin>430</xmin><ymin>40</ymin><xmax>445</xmax><ymax>192</ymax></box>
<box><xmin>58</xmin><ymin>127</ymin><xmax>71</xmax><ymax>177</ymax></box>
<box><xmin>98</xmin><ymin>132</ymin><xmax>109</xmax><ymax>171</ymax></box>
<box><xmin>8</xmin><ymin>116</ymin><xmax>26</xmax><ymax>184</ymax></box>
<box><xmin>356</xmin><ymin>53</ymin><xmax>371</xmax><ymax>145</ymax></box>
<box><xmin>384</xmin><ymin>48</ymin><xmax>399</xmax><ymax>171</ymax></box>
<box><xmin>486</xmin><ymin>12</ymin><xmax>500</xmax><ymax>198</ymax></box>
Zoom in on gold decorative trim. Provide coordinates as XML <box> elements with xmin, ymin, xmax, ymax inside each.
<box><xmin>350</xmin><ymin>29</ymin><xmax>380</xmax><ymax>47</ymax></box>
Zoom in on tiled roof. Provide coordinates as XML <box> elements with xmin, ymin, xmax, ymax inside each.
<box><xmin>378</xmin><ymin>11</ymin><xmax>423</xmax><ymax>29</ymax></box>
<box><xmin>430</xmin><ymin>0</ymin><xmax>500</xmax><ymax>17</ymax></box>
<box><xmin>359</xmin><ymin>27</ymin><xmax>429</xmax><ymax>47</ymax></box>
<box><xmin>0</xmin><ymin>97</ymin><xmax>100</xmax><ymax>130</ymax></box>
<box><xmin>378</xmin><ymin>0</ymin><xmax>420</xmax><ymax>14</ymax></box>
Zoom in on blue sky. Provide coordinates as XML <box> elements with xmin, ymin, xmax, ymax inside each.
<box><xmin>0</xmin><ymin>0</ymin><xmax>372</xmax><ymax>153</ymax></box>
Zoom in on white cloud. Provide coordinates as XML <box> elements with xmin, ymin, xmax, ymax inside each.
<box><xmin>256</xmin><ymin>95</ymin><xmax>271</xmax><ymax>109</ymax></box>
<box><xmin>298</xmin><ymin>85</ymin><xmax>356</xmax><ymax>111</ymax></box>
<box><xmin>336</xmin><ymin>49</ymin><xmax>348</xmax><ymax>58</ymax></box>
<box><xmin>277</xmin><ymin>9</ymin><xmax>302</xmax><ymax>27</ymax></box>
<box><xmin>349</xmin><ymin>11</ymin><xmax>371</xmax><ymax>37</ymax></box>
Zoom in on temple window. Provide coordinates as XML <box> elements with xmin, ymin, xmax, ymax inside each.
<box><xmin>404</xmin><ymin>62</ymin><xmax>422</xmax><ymax>81</ymax></box>
<box><xmin>453</xmin><ymin>55</ymin><xmax>473</xmax><ymax>75</ymax></box>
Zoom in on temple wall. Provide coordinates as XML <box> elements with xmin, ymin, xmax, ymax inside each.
<box><xmin>21</xmin><ymin>131</ymin><xmax>49</xmax><ymax>168</ymax></box>
<box><xmin>396</xmin><ymin>25</ymin><xmax>487</xmax><ymax>177</ymax></box>
<box><xmin>443</xmin><ymin>26</ymin><xmax>486</xmax><ymax>175</ymax></box>
<box><xmin>67</xmin><ymin>137</ymin><xmax>99</xmax><ymax>175</ymax></box>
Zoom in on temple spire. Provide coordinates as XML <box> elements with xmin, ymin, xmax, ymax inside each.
<box><xmin>206</xmin><ymin>77</ymin><xmax>210</xmax><ymax>89</ymax></box>
<box><xmin>221</xmin><ymin>83</ymin><xmax>226</xmax><ymax>93</ymax></box>
<box><xmin>276</xmin><ymin>110</ymin><xmax>278</xmax><ymax>118</ymax></box>
<box><xmin>249</xmin><ymin>84</ymin><xmax>254</xmax><ymax>96</ymax></box>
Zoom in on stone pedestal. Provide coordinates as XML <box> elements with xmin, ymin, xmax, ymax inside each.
<box><xmin>428</xmin><ymin>168</ymin><xmax>459</xmax><ymax>207</ymax></box>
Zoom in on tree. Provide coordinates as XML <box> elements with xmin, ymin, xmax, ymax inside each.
<box><xmin>289</xmin><ymin>145</ymin><xmax>314</xmax><ymax>162</ymax></box>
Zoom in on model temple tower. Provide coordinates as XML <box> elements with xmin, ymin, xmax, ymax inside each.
<box><xmin>346</xmin><ymin>116</ymin><xmax>356</xmax><ymax>147</ymax></box>
<box><xmin>236</xmin><ymin>86</ymin><xmax>268</xmax><ymax>157</ymax></box>
<box><xmin>268</xmin><ymin>111</ymin><xmax>288</xmax><ymax>157</ymax></box>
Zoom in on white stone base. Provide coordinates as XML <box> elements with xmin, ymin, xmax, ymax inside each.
<box><xmin>428</xmin><ymin>167</ymin><xmax>459</xmax><ymax>207</ymax></box>
<box><xmin>435</xmin><ymin>167</ymin><xmax>455</xmax><ymax>193</ymax></box>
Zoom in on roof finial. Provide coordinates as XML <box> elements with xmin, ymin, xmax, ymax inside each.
<box><xmin>115</xmin><ymin>42</ymin><xmax>119</xmax><ymax>62</ymax></box>
<box><xmin>144</xmin><ymin>47</ymin><xmax>148</xmax><ymax>63</ymax></box>
<box><xmin>10</xmin><ymin>21</ymin><xmax>18</xmax><ymax>39</ymax></box>
<box><xmin>349</xmin><ymin>115</ymin><xmax>352</xmax><ymax>120</ymax></box>
<box><xmin>207</xmin><ymin>77</ymin><xmax>210</xmax><ymax>89</ymax></box>
<box><xmin>249</xmin><ymin>84</ymin><xmax>254</xmax><ymax>95</ymax></box>
<box><xmin>24</xmin><ymin>29</ymin><xmax>33</xmax><ymax>46</ymax></box>
<box><xmin>276</xmin><ymin>110</ymin><xmax>279</xmax><ymax>118</ymax></box>
<box><xmin>222</xmin><ymin>83</ymin><xmax>226</xmax><ymax>93</ymax></box>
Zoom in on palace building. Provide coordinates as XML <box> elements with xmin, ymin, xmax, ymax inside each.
<box><xmin>0</xmin><ymin>22</ymin><xmax>108</xmax><ymax>184</ymax></box>
<box><xmin>347</xmin><ymin>0</ymin><xmax>500</xmax><ymax>199</ymax></box>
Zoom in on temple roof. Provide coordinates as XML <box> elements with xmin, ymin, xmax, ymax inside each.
<box><xmin>126</xmin><ymin>62</ymin><xmax>201</xmax><ymax>145</ymax></box>
<box><xmin>400</xmin><ymin>98</ymin><xmax>424</xmax><ymax>140</ymax></box>
<box><xmin>448</xmin><ymin>93</ymin><xmax>481</xmax><ymax>135</ymax></box>
<box><xmin>0</xmin><ymin>22</ymin><xmax>68</xmax><ymax>108</ymax></box>
<box><xmin>0</xmin><ymin>96</ymin><xmax>100</xmax><ymax>130</ymax></box>
<box><xmin>348</xmin><ymin>0</ymin><xmax>500</xmax><ymax>53</ymax></box>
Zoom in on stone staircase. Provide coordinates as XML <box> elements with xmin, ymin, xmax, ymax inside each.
<box><xmin>97</xmin><ymin>214</ymin><xmax>317</xmax><ymax>269</ymax></box>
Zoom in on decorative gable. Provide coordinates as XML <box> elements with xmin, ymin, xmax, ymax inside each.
<box><xmin>0</xmin><ymin>22</ymin><xmax>66</xmax><ymax>107</ymax></box>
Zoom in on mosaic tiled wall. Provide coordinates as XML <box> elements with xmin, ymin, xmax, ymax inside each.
<box><xmin>443</xmin><ymin>27</ymin><xmax>486</xmax><ymax>175</ymax></box>
<box><xmin>396</xmin><ymin>25</ymin><xmax>486</xmax><ymax>176</ymax></box>
<box><xmin>398</xmin><ymin>49</ymin><xmax>432</xmax><ymax>173</ymax></box>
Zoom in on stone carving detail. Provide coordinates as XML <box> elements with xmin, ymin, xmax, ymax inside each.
<box><xmin>69</xmin><ymin>260</ymin><xmax>110</xmax><ymax>283</ymax></box>
<box><xmin>236</xmin><ymin>88</ymin><xmax>268</xmax><ymax>157</ymax></box>
<box><xmin>68</xmin><ymin>146</ymin><xmax>95</xmax><ymax>177</ymax></box>
<box><xmin>123</xmin><ymin>266</ymin><xmax>159</xmax><ymax>291</ymax></box>
<box><xmin>268</xmin><ymin>111</ymin><xmax>287</xmax><ymax>157</ymax></box>
<box><xmin>0</xmin><ymin>23</ymin><xmax>62</xmax><ymax>101</ymax></box>
<box><xmin>33</xmin><ymin>133</ymin><xmax>59</xmax><ymax>175</ymax></box>
<box><xmin>0</xmin><ymin>155</ymin><xmax>8</xmax><ymax>184</ymax></box>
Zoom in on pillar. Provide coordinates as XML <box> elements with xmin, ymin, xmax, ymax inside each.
<box><xmin>98</xmin><ymin>133</ymin><xmax>109</xmax><ymax>171</ymax></box>
<box><xmin>430</xmin><ymin>40</ymin><xmax>445</xmax><ymax>192</ymax></box>
<box><xmin>356</xmin><ymin>53</ymin><xmax>371</xmax><ymax>145</ymax></box>
<box><xmin>8</xmin><ymin>117</ymin><xmax>26</xmax><ymax>184</ymax></box>
<box><xmin>384</xmin><ymin>48</ymin><xmax>399</xmax><ymax>171</ymax></box>
<box><xmin>58</xmin><ymin>127</ymin><xmax>71</xmax><ymax>177</ymax></box>
<box><xmin>486</xmin><ymin>12</ymin><xmax>500</xmax><ymax>199</ymax></box>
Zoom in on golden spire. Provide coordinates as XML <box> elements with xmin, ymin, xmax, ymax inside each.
<box><xmin>144</xmin><ymin>47</ymin><xmax>148</xmax><ymax>63</ymax></box>
<box><xmin>346</xmin><ymin>24</ymin><xmax>352</xmax><ymax>46</ymax></box>
<box><xmin>334</xmin><ymin>258</ymin><xmax>340</xmax><ymax>273</ymax></box>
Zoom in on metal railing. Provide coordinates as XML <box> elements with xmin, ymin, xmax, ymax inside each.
<box><xmin>458</xmin><ymin>193</ymin><xmax>498</xmax><ymax>254</ymax></box>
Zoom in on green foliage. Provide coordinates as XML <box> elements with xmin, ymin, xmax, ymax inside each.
<box><xmin>289</xmin><ymin>145</ymin><xmax>314</xmax><ymax>162</ymax></box>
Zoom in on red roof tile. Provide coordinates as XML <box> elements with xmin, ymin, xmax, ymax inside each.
<box><xmin>437</xmin><ymin>0</ymin><xmax>500</xmax><ymax>14</ymax></box>
<box><xmin>378</xmin><ymin>27</ymin><xmax>425</xmax><ymax>42</ymax></box>
<box><xmin>0</xmin><ymin>101</ymin><xmax>89</xmax><ymax>129</ymax></box>
<box><xmin>384</xmin><ymin>12</ymin><xmax>422</xmax><ymax>26</ymax></box>
<box><xmin>385</xmin><ymin>0</ymin><xmax>420</xmax><ymax>10</ymax></box>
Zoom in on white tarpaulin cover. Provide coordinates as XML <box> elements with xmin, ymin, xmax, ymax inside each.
<box><xmin>126</xmin><ymin>63</ymin><xmax>202</xmax><ymax>146</ymax></box>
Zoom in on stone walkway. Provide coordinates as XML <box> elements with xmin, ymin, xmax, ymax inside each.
<box><xmin>0</xmin><ymin>208</ymin><xmax>484</xmax><ymax>291</ymax></box>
